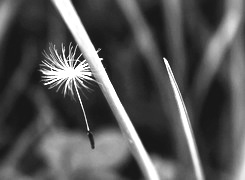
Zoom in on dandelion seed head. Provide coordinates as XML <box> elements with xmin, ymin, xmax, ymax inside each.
<box><xmin>40</xmin><ymin>43</ymin><xmax>95</xmax><ymax>97</ymax></box>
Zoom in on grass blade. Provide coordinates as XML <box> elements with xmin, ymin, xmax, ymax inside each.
<box><xmin>163</xmin><ymin>58</ymin><xmax>205</xmax><ymax>180</ymax></box>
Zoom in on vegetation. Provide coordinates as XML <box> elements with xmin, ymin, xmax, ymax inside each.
<box><xmin>0</xmin><ymin>0</ymin><xmax>243</xmax><ymax>179</ymax></box>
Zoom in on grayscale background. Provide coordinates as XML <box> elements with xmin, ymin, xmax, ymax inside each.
<box><xmin>0</xmin><ymin>0</ymin><xmax>244</xmax><ymax>179</ymax></box>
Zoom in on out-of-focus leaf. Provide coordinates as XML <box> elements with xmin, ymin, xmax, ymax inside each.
<box><xmin>71</xmin><ymin>169</ymin><xmax>128</xmax><ymax>180</ymax></box>
<box><xmin>151</xmin><ymin>155</ymin><xmax>177</xmax><ymax>180</ymax></box>
<box><xmin>76</xmin><ymin>127</ymin><xmax>129</xmax><ymax>170</ymax></box>
<box><xmin>39</xmin><ymin>127</ymin><xmax>129</xmax><ymax>178</ymax></box>
<box><xmin>0</xmin><ymin>167</ymin><xmax>32</xmax><ymax>180</ymax></box>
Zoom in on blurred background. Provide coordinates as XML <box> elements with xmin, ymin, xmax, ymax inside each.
<box><xmin>0</xmin><ymin>0</ymin><xmax>244</xmax><ymax>179</ymax></box>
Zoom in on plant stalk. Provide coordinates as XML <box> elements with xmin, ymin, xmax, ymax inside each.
<box><xmin>51</xmin><ymin>0</ymin><xmax>160</xmax><ymax>179</ymax></box>
<box><xmin>164</xmin><ymin>58</ymin><xmax>205</xmax><ymax>180</ymax></box>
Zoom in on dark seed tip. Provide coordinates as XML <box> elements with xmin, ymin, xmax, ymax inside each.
<box><xmin>87</xmin><ymin>130</ymin><xmax>95</xmax><ymax>149</ymax></box>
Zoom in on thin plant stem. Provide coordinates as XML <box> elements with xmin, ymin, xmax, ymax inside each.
<box><xmin>74</xmin><ymin>82</ymin><xmax>90</xmax><ymax>132</ymax></box>
<box><xmin>192</xmin><ymin>0</ymin><xmax>243</xmax><ymax>107</ymax></box>
<box><xmin>51</xmin><ymin>0</ymin><xmax>160</xmax><ymax>179</ymax></box>
<box><xmin>74</xmin><ymin>82</ymin><xmax>95</xmax><ymax>149</ymax></box>
<box><xmin>164</xmin><ymin>58</ymin><xmax>205</xmax><ymax>180</ymax></box>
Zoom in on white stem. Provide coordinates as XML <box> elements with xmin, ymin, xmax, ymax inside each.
<box><xmin>164</xmin><ymin>58</ymin><xmax>205</xmax><ymax>180</ymax></box>
<box><xmin>74</xmin><ymin>82</ymin><xmax>90</xmax><ymax>131</ymax></box>
<box><xmin>51</xmin><ymin>0</ymin><xmax>160</xmax><ymax>179</ymax></box>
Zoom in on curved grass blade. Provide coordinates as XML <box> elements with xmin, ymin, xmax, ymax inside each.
<box><xmin>163</xmin><ymin>58</ymin><xmax>205</xmax><ymax>180</ymax></box>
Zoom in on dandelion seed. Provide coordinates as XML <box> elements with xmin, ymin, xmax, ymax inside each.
<box><xmin>40</xmin><ymin>43</ymin><xmax>98</xmax><ymax>149</ymax></box>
